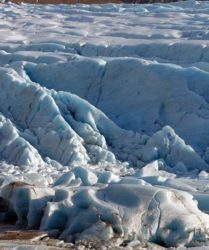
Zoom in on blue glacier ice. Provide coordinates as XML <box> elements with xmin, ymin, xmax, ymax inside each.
<box><xmin>1</xmin><ymin>1</ymin><xmax>209</xmax><ymax>248</ymax></box>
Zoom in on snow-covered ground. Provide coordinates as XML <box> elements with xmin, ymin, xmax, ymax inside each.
<box><xmin>1</xmin><ymin>0</ymin><xmax>209</xmax><ymax>248</ymax></box>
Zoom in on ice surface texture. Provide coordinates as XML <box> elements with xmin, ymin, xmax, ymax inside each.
<box><xmin>1</xmin><ymin>1</ymin><xmax>209</xmax><ymax>248</ymax></box>
<box><xmin>2</xmin><ymin>175</ymin><xmax>209</xmax><ymax>248</ymax></box>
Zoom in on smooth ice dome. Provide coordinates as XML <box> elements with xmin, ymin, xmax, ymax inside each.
<box><xmin>1</xmin><ymin>0</ymin><xmax>209</xmax><ymax>248</ymax></box>
<box><xmin>2</xmin><ymin>180</ymin><xmax>209</xmax><ymax>248</ymax></box>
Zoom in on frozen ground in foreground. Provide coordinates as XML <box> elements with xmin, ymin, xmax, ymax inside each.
<box><xmin>2</xmin><ymin>0</ymin><xmax>209</xmax><ymax>248</ymax></box>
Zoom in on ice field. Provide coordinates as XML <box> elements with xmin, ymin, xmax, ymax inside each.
<box><xmin>1</xmin><ymin>0</ymin><xmax>209</xmax><ymax>248</ymax></box>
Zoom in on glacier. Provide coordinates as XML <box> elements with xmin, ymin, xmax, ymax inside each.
<box><xmin>1</xmin><ymin>0</ymin><xmax>209</xmax><ymax>249</ymax></box>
